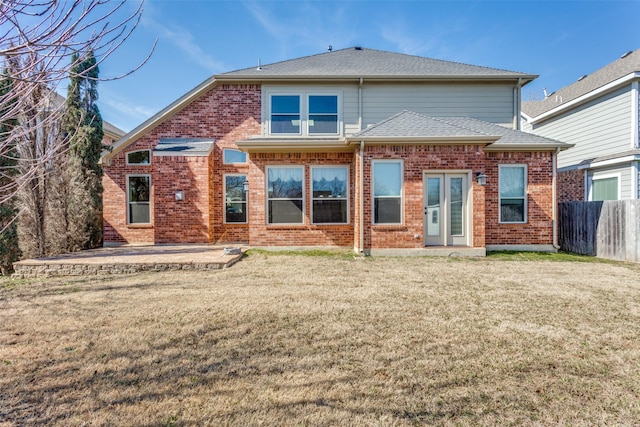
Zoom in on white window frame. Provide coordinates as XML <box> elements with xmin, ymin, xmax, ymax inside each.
<box><xmin>306</xmin><ymin>93</ymin><xmax>340</xmax><ymax>136</ymax></box>
<box><xmin>498</xmin><ymin>164</ymin><xmax>527</xmax><ymax>224</ymax></box>
<box><xmin>588</xmin><ymin>172</ymin><xmax>621</xmax><ymax>201</ymax></box>
<box><xmin>372</xmin><ymin>159</ymin><xmax>404</xmax><ymax>225</ymax></box>
<box><xmin>266</xmin><ymin>165</ymin><xmax>305</xmax><ymax>225</ymax></box>
<box><xmin>266</xmin><ymin>91</ymin><xmax>341</xmax><ymax>137</ymax></box>
<box><xmin>223</xmin><ymin>148</ymin><xmax>247</xmax><ymax>164</ymax></box>
<box><xmin>224</xmin><ymin>173</ymin><xmax>248</xmax><ymax>224</ymax></box>
<box><xmin>269</xmin><ymin>94</ymin><xmax>302</xmax><ymax>135</ymax></box>
<box><xmin>310</xmin><ymin>165</ymin><xmax>349</xmax><ymax>225</ymax></box>
<box><xmin>126</xmin><ymin>174</ymin><xmax>151</xmax><ymax>225</ymax></box>
<box><xmin>126</xmin><ymin>149</ymin><xmax>151</xmax><ymax>166</ymax></box>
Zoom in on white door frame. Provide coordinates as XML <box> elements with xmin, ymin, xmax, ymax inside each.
<box><xmin>423</xmin><ymin>170</ymin><xmax>472</xmax><ymax>247</ymax></box>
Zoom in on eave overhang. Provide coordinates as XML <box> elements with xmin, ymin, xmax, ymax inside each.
<box><xmin>484</xmin><ymin>142</ymin><xmax>574</xmax><ymax>152</ymax></box>
<box><xmin>236</xmin><ymin>138</ymin><xmax>353</xmax><ymax>153</ymax></box>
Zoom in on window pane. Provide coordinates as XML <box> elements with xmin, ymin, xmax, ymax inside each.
<box><xmin>226</xmin><ymin>203</ymin><xmax>247</xmax><ymax>223</ymax></box>
<box><xmin>450</xmin><ymin>177</ymin><xmax>463</xmax><ymax>236</ymax></box>
<box><xmin>500</xmin><ymin>199</ymin><xmax>525</xmax><ymax>222</ymax></box>
<box><xmin>592</xmin><ymin>177</ymin><xmax>618</xmax><ymax>201</ymax></box>
<box><xmin>127</xmin><ymin>150</ymin><xmax>150</xmax><ymax>165</ymax></box>
<box><xmin>225</xmin><ymin>175</ymin><xmax>246</xmax><ymax>202</ymax></box>
<box><xmin>272</xmin><ymin>95</ymin><xmax>300</xmax><ymax>113</ymax></box>
<box><xmin>268</xmin><ymin>168</ymin><xmax>303</xmax><ymax>198</ymax></box>
<box><xmin>309</xmin><ymin>95</ymin><xmax>337</xmax><ymax>114</ymax></box>
<box><xmin>129</xmin><ymin>204</ymin><xmax>149</xmax><ymax>224</ymax></box>
<box><xmin>268</xmin><ymin>200</ymin><xmax>303</xmax><ymax>224</ymax></box>
<box><xmin>129</xmin><ymin>176</ymin><xmax>150</xmax><ymax>202</ymax></box>
<box><xmin>373</xmin><ymin>162</ymin><xmax>402</xmax><ymax>196</ymax></box>
<box><xmin>271</xmin><ymin>115</ymin><xmax>300</xmax><ymax>134</ymax></box>
<box><xmin>312</xmin><ymin>167</ymin><xmax>347</xmax><ymax>198</ymax></box>
<box><xmin>313</xmin><ymin>200</ymin><xmax>347</xmax><ymax>223</ymax></box>
<box><xmin>500</xmin><ymin>166</ymin><xmax>525</xmax><ymax>197</ymax></box>
<box><xmin>374</xmin><ymin>198</ymin><xmax>401</xmax><ymax>224</ymax></box>
<box><xmin>309</xmin><ymin>115</ymin><xmax>338</xmax><ymax>134</ymax></box>
<box><xmin>223</xmin><ymin>149</ymin><xmax>247</xmax><ymax>164</ymax></box>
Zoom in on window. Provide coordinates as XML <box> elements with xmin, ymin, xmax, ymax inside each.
<box><xmin>592</xmin><ymin>176</ymin><xmax>619</xmax><ymax>201</ymax></box>
<box><xmin>499</xmin><ymin>165</ymin><xmax>527</xmax><ymax>223</ymax></box>
<box><xmin>224</xmin><ymin>175</ymin><xmax>247</xmax><ymax>223</ymax></box>
<box><xmin>127</xmin><ymin>175</ymin><xmax>150</xmax><ymax>224</ymax></box>
<box><xmin>267</xmin><ymin>166</ymin><xmax>304</xmax><ymax>224</ymax></box>
<box><xmin>308</xmin><ymin>95</ymin><xmax>338</xmax><ymax>134</ymax></box>
<box><xmin>270</xmin><ymin>95</ymin><xmax>300</xmax><ymax>134</ymax></box>
<box><xmin>373</xmin><ymin>160</ymin><xmax>403</xmax><ymax>224</ymax></box>
<box><xmin>223</xmin><ymin>149</ymin><xmax>247</xmax><ymax>164</ymax></box>
<box><xmin>126</xmin><ymin>150</ymin><xmax>151</xmax><ymax>165</ymax></box>
<box><xmin>311</xmin><ymin>166</ymin><xmax>348</xmax><ymax>224</ymax></box>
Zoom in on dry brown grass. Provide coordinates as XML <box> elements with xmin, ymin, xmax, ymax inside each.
<box><xmin>1</xmin><ymin>253</ymin><xmax>640</xmax><ymax>426</ymax></box>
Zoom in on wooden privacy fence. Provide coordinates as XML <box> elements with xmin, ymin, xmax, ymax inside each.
<box><xmin>558</xmin><ymin>200</ymin><xmax>640</xmax><ymax>262</ymax></box>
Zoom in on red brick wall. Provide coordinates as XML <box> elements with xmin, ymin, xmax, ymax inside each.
<box><xmin>248</xmin><ymin>152</ymin><xmax>355</xmax><ymax>247</ymax></box>
<box><xmin>102</xmin><ymin>83</ymin><xmax>261</xmax><ymax>244</ymax></box>
<box><xmin>361</xmin><ymin>145</ymin><xmax>487</xmax><ymax>249</ymax></box>
<box><xmin>558</xmin><ymin>169</ymin><xmax>585</xmax><ymax>202</ymax></box>
<box><xmin>485</xmin><ymin>151</ymin><xmax>554</xmax><ymax>245</ymax></box>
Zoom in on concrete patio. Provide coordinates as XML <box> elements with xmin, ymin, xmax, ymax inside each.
<box><xmin>12</xmin><ymin>244</ymin><xmax>247</xmax><ymax>278</ymax></box>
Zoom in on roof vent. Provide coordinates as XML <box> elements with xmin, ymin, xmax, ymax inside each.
<box><xmin>577</xmin><ymin>74</ymin><xmax>587</xmax><ymax>81</ymax></box>
<box><xmin>354</xmin><ymin>46</ymin><xmax>362</xmax><ymax>50</ymax></box>
<box><xmin>256</xmin><ymin>58</ymin><xmax>262</xmax><ymax>71</ymax></box>
<box><xmin>621</xmin><ymin>50</ymin><xmax>633</xmax><ymax>59</ymax></box>
<box><xmin>328</xmin><ymin>45</ymin><xmax>333</xmax><ymax>52</ymax></box>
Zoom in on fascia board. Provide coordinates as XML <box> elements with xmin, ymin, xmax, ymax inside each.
<box><xmin>214</xmin><ymin>75</ymin><xmax>537</xmax><ymax>84</ymax></box>
<box><xmin>236</xmin><ymin>140</ymin><xmax>353</xmax><ymax>153</ymax></box>
<box><xmin>576</xmin><ymin>154</ymin><xmax>640</xmax><ymax>170</ymax></box>
<box><xmin>346</xmin><ymin>136</ymin><xmax>498</xmax><ymax>145</ymax></box>
<box><xmin>528</xmin><ymin>72</ymin><xmax>640</xmax><ymax>124</ymax></box>
<box><xmin>484</xmin><ymin>142</ymin><xmax>574</xmax><ymax>152</ymax></box>
<box><xmin>100</xmin><ymin>76</ymin><xmax>218</xmax><ymax>165</ymax></box>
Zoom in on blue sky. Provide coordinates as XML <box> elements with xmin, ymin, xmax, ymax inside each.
<box><xmin>97</xmin><ymin>0</ymin><xmax>640</xmax><ymax>132</ymax></box>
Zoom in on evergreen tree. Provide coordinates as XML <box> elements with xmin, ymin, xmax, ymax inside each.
<box><xmin>0</xmin><ymin>71</ymin><xmax>22</xmax><ymax>273</ymax></box>
<box><xmin>64</xmin><ymin>50</ymin><xmax>105</xmax><ymax>249</ymax></box>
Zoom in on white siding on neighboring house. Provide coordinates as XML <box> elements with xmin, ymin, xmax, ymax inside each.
<box><xmin>587</xmin><ymin>165</ymin><xmax>633</xmax><ymax>200</ymax></box>
<box><xmin>529</xmin><ymin>86</ymin><xmax>632</xmax><ymax>169</ymax></box>
<box><xmin>361</xmin><ymin>82</ymin><xmax>516</xmax><ymax>129</ymax></box>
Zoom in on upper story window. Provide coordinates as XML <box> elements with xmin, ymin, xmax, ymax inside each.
<box><xmin>268</xmin><ymin>93</ymin><xmax>340</xmax><ymax>136</ymax></box>
<box><xmin>126</xmin><ymin>149</ymin><xmax>151</xmax><ymax>165</ymax></box>
<box><xmin>271</xmin><ymin>95</ymin><xmax>301</xmax><ymax>134</ymax></box>
<box><xmin>499</xmin><ymin>165</ymin><xmax>527</xmax><ymax>223</ymax></box>
<box><xmin>308</xmin><ymin>95</ymin><xmax>338</xmax><ymax>134</ymax></box>
<box><xmin>223</xmin><ymin>148</ymin><xmax>247</xmax><ymax>164</ymax></box>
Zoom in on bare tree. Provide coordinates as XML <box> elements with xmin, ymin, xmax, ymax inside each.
<box><xmin>0</xmin><ymin>0</ymin><xmax>153</xmax><ymax>205</ymax></box>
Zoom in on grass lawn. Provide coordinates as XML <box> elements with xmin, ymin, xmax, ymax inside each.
<box><xmin>1</xmin><ymin>252</ymin><xmax>640</xmax><ymax>426</ymax></box>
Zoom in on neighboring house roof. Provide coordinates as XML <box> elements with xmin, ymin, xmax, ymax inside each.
<box><xmin>522</xmin><ymin>49</ymin><xmax>640</xmax><ymax>119</ymax></box>
<box><xmin>50</xmin><ymin>92</ymin><xmax>125</xmax><ymax>141</ymax></box>
<box><xmin>349</xmin><ymin>111</ymin><xmax>572</xmax><ymax>151</ymax></box>
<box><xmin>153</xmin><ymin>138</ymin><xmax>215</xmax><ymax>156</ymax></box>
<box><xmin>218</xmin><ymin>47</ymin><xmax>537</xmax><ymax>82</ymax></box>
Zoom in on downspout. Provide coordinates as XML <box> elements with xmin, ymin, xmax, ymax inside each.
<box><xmin>359</xmin><ymin>140</ymin><xmax>365</xmax><ymax>254</ymax></box>
<box><xmin>514</xmin><ymin>78</ymin><xmax>522</xmax><ymax>130</ymax></box>
<box><xmin>552</xmin><ymin>149</ymin><xmax>558</xmax><ymax>249</ymax></box>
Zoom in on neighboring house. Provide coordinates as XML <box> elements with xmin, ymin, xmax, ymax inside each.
<box><xmin>522</xmin><ymin>49</ymin><xmax>640</xmax><ymax>202</ymax></box>
<box><xmin>100</xmin><ymin>47</ymin><xmax>571</xmax><ymax>255</ymax></box>
<box><xmin>50</xmin><ymin>92</ymin><xmax>125</xmax><ymax>146</ymax></box>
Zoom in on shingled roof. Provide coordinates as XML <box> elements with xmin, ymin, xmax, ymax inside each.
<box><xmin>218</xmin><ymin>47</ymin><xmax>536</xmax><ymax>81</ymax></box>
<box><xmin>522</xmin><ymin>49</ymin><xmax>640</xmax><ymax>118</ymax></box>
<box><xmin>351</xmin><ymin>111</ymin><xmax>572</xmax><ymax>150</ymax></box>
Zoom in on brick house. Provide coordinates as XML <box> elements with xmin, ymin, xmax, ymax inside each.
<box><xmin>100</xmin><ymin>47</ymin><xmax>572</xmax><ymax>255</ymax></box>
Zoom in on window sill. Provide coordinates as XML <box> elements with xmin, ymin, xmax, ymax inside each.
<box><xmin>127</xmin><ymin>224</ymin><xmax>154</xmax><ymax>229</ymax></box>
<box><xmin>372</xmin><ymin>225</ymin><xmax>408</xmax><ymax>231</ymax></box>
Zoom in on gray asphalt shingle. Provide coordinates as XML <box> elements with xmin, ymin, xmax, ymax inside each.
<box><xmin>219</xmin><ymin>47</ymin><xmax>535</xmax><ymax>80</ymax></box>
<box><xmin>522</xmin><ymin>49</ymin><xmax>640</xmax><ymax>118</ymax></box>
